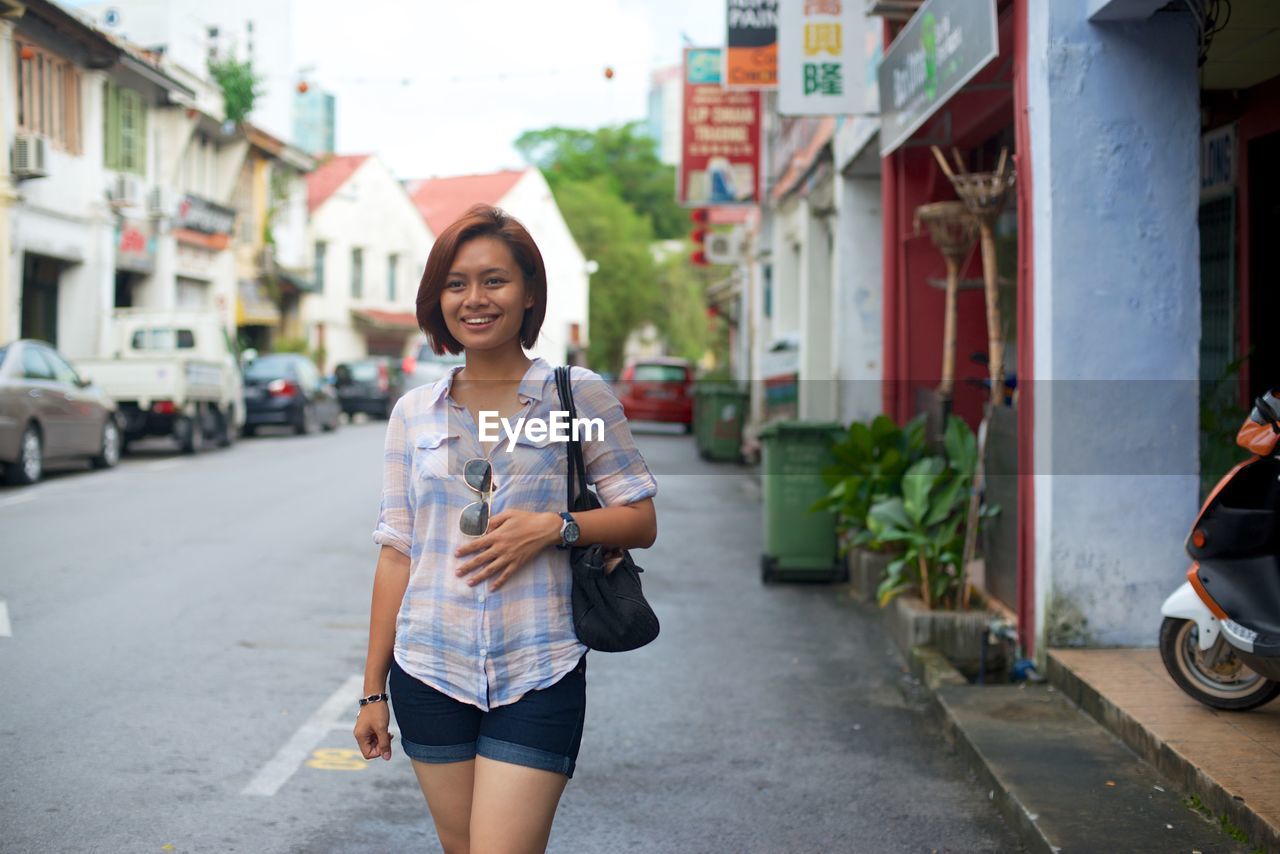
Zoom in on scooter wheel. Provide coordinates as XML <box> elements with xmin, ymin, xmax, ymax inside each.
<box><xmin>1159</xmin><ymin>617</ymin><xmax>1280</xmax><ymax>711</ymax></box>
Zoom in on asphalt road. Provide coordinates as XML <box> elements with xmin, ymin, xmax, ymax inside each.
<box><xmin>0</xmin><ymin>417</ymin><xmax>1020</xmax><ymax>853</ymax></box>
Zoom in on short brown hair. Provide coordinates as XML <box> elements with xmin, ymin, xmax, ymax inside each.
<box><xmin>415</xmin><ymin>204</ymin><xmax>548</xmax><ymax>355</ymax></box>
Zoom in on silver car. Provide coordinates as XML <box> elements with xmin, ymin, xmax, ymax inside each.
<box><xmin>0</xmin><ymin>340</ymin><xmax>122</xmax><ymax>485</ymax></box>
<box><xmin>401</xmin><ymin>337</ymin><xmax>465</xmax><ymax>394</ymax></box>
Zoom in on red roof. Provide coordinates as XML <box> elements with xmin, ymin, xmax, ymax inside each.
<box><xmin>307</xmin><ymin>154</ymin><xmax>370</xmax><ymax>212</ymax></box>
<box><xmin>406</xmin><ymin>169</ymin><xmax>527</xmax><ymax>236</ymax></box>
<box><xmin>350</xmin><ymin>307</ymin><xmax>419</xmax><ymax>330</ymax></box>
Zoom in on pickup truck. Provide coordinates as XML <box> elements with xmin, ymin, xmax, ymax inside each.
<box><xmin>75</xmin><ymin>310</ymin><xmax>245</xmax><ymax>453</ymax></box>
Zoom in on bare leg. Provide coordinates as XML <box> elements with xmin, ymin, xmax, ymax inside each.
<box><xmin>468</xmin><ymin>756</ymin><xmax>568</xmax><ymax>854</ymax></box>
<box><xmin>410</xmin><ymin>759</ymin><xmax>476</xmax><ymax>854</ymax></box>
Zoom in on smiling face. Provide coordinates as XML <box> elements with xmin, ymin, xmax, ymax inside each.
<box><xmin>439</xmin><ymin>236</ymin><xmax>535</xmax><ymax>356</ymax></box>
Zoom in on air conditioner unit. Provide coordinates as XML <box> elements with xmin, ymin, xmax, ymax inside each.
<box><xmin>146</xmin><ymin>186</ymin><xmax>174</xmax><ymax>218</ymax></box>
<box><xmin>108</xmin><ymin>173</ymin><xmax>142</xmax><ymax>209</ymax></box>
<box><xmin>11</xmin><ymin>134</ymin><xmax>48</xmax><ymax>180</ymax></box>
<box><xmin>704</xmin><ymin>228</ymin><xmax>745</xmax><ymax>266</ymax></box>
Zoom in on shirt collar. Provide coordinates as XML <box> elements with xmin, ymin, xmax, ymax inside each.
<box><xmin>424</xmin><ymin>357</ymin><xmax>553</xmax><ymax>408</ymax></box>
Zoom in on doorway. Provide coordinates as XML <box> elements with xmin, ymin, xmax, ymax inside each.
<box><xmin>20</xmin><ymin>253</ymin><xmax>61</xmax><ymax>346</ymax></box>
<box><xmin>1248</xmin><ymin>130</ymin><xmax>1280</xmax><ymax>398</ymax></box>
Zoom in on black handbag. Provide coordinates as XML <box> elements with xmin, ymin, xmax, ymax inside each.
<box><xmin>554</xmin><ymin>366</ymin><xmax>659</xmax><ymax>653</ymax></box>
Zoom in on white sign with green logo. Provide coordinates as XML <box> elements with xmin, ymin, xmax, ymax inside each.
<box><xmin>877</xmin><ymin>0</ymin><xmax>998</xmax><ymax>155</ymax></box>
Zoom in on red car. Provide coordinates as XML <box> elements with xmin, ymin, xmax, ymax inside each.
<box><xmin>616</xmin><ymin>358</ymin><xmax>694</xmax><ymax>432</ymax></box>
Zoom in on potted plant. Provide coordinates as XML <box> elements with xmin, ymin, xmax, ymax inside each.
<box><xmin>813</xmin><ymin>413</ymin><xmax>928</xmax><ymax>600</ymax></box>
<box><xmin>867</xmin><ymin>416</ymin><xmax>1003</xmax><ymax>675</ymax></box>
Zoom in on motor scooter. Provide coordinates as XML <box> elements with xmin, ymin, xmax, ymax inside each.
<box><xmin>1159</xmin><ymin>389</ymin><xmax>1280</xmax><ymax>710</ymax></box>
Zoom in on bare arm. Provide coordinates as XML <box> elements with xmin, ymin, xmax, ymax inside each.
<box><xmin>354</xmin><ymin>545</ymin><xmax>410</xmax><ymax>760</ymax></box>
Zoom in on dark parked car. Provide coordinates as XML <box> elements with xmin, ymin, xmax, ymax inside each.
<box><xmin>241</xmin><ymin>353</ymin><xmax>341</xmax><ymax>436</ymax></box>
<box><xmin>334</xmin><ymin>357</ymin><xmax>403</xmax><ymax>420</ymax></box>
<box><xmin>616</xmin><ymin>357</ymin><xmax>694</xmax><ymax>432</ymax></box>
<box><xmin>0</xmin><ymin>340</ymin><xmax>122</xmax><ymax>484</ymax></box>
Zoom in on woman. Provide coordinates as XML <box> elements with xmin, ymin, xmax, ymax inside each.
<box><xmin>353</xmin><ymin>204</ymin><xmax>658</xmax><ymax>853</ymax></box>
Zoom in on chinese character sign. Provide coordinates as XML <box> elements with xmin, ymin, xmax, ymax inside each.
<box><xmin>680</xmin><ymin>48</ymin><xmax>762</xmax><ymax>206</ymax></box>
<box><xmin>726</xmin><ymin>0</ymin><xmax>778</xmax><ymax>90</ymax></box>
<box><xmin>778</xmin><ymin>0</ymin><xmax>873</xmax><ymax>116</ymax></box>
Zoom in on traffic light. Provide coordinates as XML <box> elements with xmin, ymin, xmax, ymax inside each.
<box><xmin>690</xmin><ymin>208</ymin><xmax>710</xmax><ymax>266</ymax></box>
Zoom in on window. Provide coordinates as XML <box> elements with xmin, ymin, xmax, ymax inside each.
<box><xmin>351</xmin><ymin>247</ymin><xmax>364</xmax><ymax>299</ymax></box>
<box><xmin>387</xmin><ymin>254</ymin><xmax>399</xmax><ymax>302</ymax></box>
<box><xmin>633</xmin><ymin>364</ymin><xmax>690</xmax><ymax>383</ymax></box>
<box><xmin>22</xmin><ymin>347</ymin><xmax>55</xmax><ymax>380</ymax></box>
<box><xmin>131</xmin><ymin>328</ymin><xmax>196</xmax><ymax>350</ymax></box>
<box><xmin>314</xmin><ymin>241</ymin><xmax>327</xmax><ymax>294</ymax></box>
<box><xmin>15</xmin><ymin>41</ymin><xmax>81</xmax><ymax>153</ymax></box>
<box><xmin>42</xmin><ymin>347</ymin><xmax>81</xmax><ymax>386</ymax></box>
<box><xmin>104</xmin><ymin>83</ymin><xmax>147</xmax><ymax>174</ymax></box>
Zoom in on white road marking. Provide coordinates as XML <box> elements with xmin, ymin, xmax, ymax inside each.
<box><xmin>0</xmin><ymin>492</ymin><xmax>38</xmax><ymax>509</ymax></box>
<box><xmin>0</xmin><ymin>601</ymin><xmax>11</xmax><ymax>637</ymax></box>
<box><xmin>242</xmin><ymin>675</ymin><xmax>363</xmax><ymax>796</ymax></box>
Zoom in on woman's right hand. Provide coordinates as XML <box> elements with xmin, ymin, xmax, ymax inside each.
<box><xmin>354</xmin><ymin>702</ymin><xmax>394</xmax><ymax>761</ymax></box>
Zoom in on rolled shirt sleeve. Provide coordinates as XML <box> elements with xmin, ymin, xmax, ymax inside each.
<box><xmin>571</xmin><ymin>367</ymin><xmax>658</xmax><ymax>507</ymax></box>
<box><xmin>372</xmin><ymin>397</ymin><xmax>413</xmax><ymax>557</ymax></box>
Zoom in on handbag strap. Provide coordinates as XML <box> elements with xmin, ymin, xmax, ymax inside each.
<box><xmin>555</xmin><ymin>366</ymin><xmax>590</xmax><ymax>510</ymax></box>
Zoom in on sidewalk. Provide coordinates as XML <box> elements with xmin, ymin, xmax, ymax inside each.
<box><xmin>1051</xmin><ymin>648</ymin><xmax>1280</xmax><ymax>852</ymax></box>
<box><xmin>899</xmin><ymin>631</ymin><xmax>1280</xmax><ymax>852</ymax></box>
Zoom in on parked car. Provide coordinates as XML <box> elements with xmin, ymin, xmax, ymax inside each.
<box><xmin>401</xmin><ymin>336</ymin><xmax>465</xmax><ymax>394</ymax></box>
<box><xmin>241</xmin><ymin>353</ymin><xmax>341</xmax><ymax>436</ymax></box>
<box><xmin>333</xmin><ymin>357</ymin><xmax>403</xmax><ymax>420</ymax></box>
<box><xmin>616</xmin><ymin>357</ymin><xmax>694</xmax><ymax>432</ymax></box>
<box><xmin>74</xmin><ymin>309</ymin><xmax>245</xmax><ymax>453</ymax></box>
<box><xmin>0</xmin><ymin>340</ymin><xmax>122</xmax><ymax>485</ymax></box>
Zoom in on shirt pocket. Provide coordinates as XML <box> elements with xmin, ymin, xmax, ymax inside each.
<box><xmin>499</xmin><ymin>429</ymin><xmax>566</xmax><ymax>488</ymax></box>
<box><xmin>412</xmin><ymin>431</ymin><xmax>457</xmax><ymax>482</ymax></box>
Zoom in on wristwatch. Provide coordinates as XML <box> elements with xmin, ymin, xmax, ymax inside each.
<box><xmin>556</xmin><ymin>511</ymin><xmax>581</xmax><ymax>550</ymax></box>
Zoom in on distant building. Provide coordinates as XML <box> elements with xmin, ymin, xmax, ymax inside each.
<box><xmin>293</xmin><ymin>88</ymin><xmax>336</xmax><ymax>157</ymax></box>
<box><xmin>404</xmin><ymin>168</ymin><xmax>590</xmax><ymax>367</ymax></box>
<box><xmin>304</xmin><ymin>155</ymin><xmax>433</xmax><ymax>369</ymax></box>
<box><xmin>645</xmin><ymin>64</ymin><xmax>683</xmax><ymax>168</ymax></box>
<box><xmin>78</xmin><ymin>0</ymin><xmax>297</xmax><ymax>144</ymax></box>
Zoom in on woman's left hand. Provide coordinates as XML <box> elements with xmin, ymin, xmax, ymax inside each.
<box><xmin>454</xmin><ymin>510</ymin><xmax>561</xmax><ymax>591</ymax></box>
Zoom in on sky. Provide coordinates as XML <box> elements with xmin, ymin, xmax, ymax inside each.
<box><xmin>292</xmin><ymin>0</ymin><xmax>724</xmax><ymax>179</ymax></box>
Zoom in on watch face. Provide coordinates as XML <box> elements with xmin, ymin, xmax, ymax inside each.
<box><xmin>565</xmin><ymin>522</ymin><xmax>581</xmax><ymax>544</ymax></box>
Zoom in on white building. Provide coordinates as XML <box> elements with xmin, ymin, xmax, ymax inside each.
<box><xmin>645</xmin><ymin>64</ymin><xmax>683</xmax><ymax>168</ymax></box>
<box><xmin>1</xmin><ymin>0</ymin><xmax>199</xmax><ymax>359</ymax></box>
<box><xmin>78</xmin><ymin>0</ymin><xmax>296</xmax><ymax>144</ymax></box>
<box><xmin>304</xmin><ymin>154</ymin><xmax>433</xmax><ymax>369</ymax></box>
<box><xmin>405</xmin><ymin>168</ymin><xmax>590</xmax><ymax>366</ymax></box>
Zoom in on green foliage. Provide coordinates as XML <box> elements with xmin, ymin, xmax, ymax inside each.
<box><xmin>515</xmin><ymin>124</ymin><xmax>686</xmax><ymax>239</ymax></box>
<box><xmin>518</xmin><ymin>122</ymin><xmax>718</xmax><ymax>373</ymax></box>
<box><xmin>813</xmin><ymin>413</ymin><xmax>930</xmax><ymax>546</ymax></box>
<box><xmin>867</xmin><ymin>416</ymin><xmax>996</xmax><ymax>611</ymax></box>
<box><xmin>207</xmin><ymin>55</ymin><xmax>263</xmax><ymax>125</ymax></box>
<box><xmin>551</xmin><ymin>179</ymin><xmax>661</xmax><ymax>371</ymax></box>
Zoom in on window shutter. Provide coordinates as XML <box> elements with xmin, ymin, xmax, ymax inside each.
<box><xmin>104</xmin><ymin>82</ymin><xmax>120</xmax><ymax>169</ymax></box>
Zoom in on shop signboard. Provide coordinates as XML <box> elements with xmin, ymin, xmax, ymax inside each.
<box><xmin>175</xmin><ymin>193</ymin><xmax>236</xmax><ymax>236</ymax></box>
<box><xmin>726</xmin><ymin>0</ymin><xmax>779</xmax><ymax>89</ymax></box>
<box><xmin>878</xmin><ymin>0</ymin><xmax>998</xmax><ymax>155</ymax></box>
<box><xmin>115</xmin><ymin>219</ymin><xmax>155</xmax><ymax>274</ymax></box>
<box><xmin>679</xmin><ymin>47</ymin><xmax>762</xmax><ymax>206</ymax></box>
<box><xmin>778</xmin><ymin>0</ymin><xmax>876</xmax><ymax>116</ymax></box>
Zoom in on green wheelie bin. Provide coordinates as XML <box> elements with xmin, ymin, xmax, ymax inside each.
<box><xmin>758</xmin><ymin>420</ymin><xmax>846</xmax><ymax>583</ymax></box>
<box><xmin>693</xmin><ymin>384</ymin><xmax>748</xmax><ymax>462</ymax></box>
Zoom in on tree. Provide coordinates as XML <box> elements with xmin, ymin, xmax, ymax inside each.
<box><xmin>515</xmin><ymin>124</ymin><xmax>686</xmax><ymax>239</ymax></box>
<box><xmin>553</xmin><ymin>178</ymin><xmax>661</xmax><ymax>371</ymax></box>
<box><xmin>207</xmin><ymin>55</ymin><xmax>263</xmax><ymax>125</ymax></box>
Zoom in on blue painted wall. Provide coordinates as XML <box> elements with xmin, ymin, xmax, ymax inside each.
<box><xmin>1028</xmin><ymin>1</ymin><xmax>1201</xmax><ymax>647</ymax></box>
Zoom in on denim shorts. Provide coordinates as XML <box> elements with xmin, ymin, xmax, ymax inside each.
<box><xmin>388</xmin><ymin>656</ymin><xmax>587</xmax><ymax>779</ymax></box>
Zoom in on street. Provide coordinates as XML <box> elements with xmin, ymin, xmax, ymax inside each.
<box><xmin>0</xmin><ymin>421</ymin><xmax>1020</xmax><ymax>853</ymax></box>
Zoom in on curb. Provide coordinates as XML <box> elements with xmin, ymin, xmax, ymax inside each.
<box><xmin>906</xmin><ymin>645</ymin><xmax>1055</xmax><ymax>854</ymax></box>
<box><xmin>1048</xmin><ymin>652</ymin><xmax>1280</xmax><ymax>854</ymax></box>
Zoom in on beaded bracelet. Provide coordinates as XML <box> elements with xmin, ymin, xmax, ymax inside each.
<box><xmin>358</xmin><ymin>692</ymin><xmax>389</xmax><ymax>707</ymax></box>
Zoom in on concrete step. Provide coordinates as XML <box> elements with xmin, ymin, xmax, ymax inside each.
<box><xmin>933</xmin><ymin>681</ymin><xmax>1251</xmax><ymax>854</ymax></box>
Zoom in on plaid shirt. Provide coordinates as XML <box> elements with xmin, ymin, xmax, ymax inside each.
<box><xmin>373</xmin><ymin>358</ymin><xmax>657</xmax><ymax>710</ymax></box>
